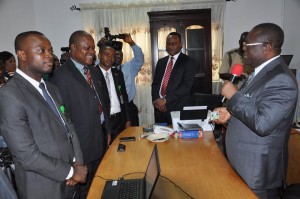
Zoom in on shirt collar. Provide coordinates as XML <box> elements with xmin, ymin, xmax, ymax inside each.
<box><xmin>16</xmin><ymin>68</ymin><xmax>44</xmax><ymax>89</ymax></box>
<box><xmin>70</xmin><ymin>58</ymin><xmax>85</xmax><ymax>70</ymax></box>
<box><xmin>170</xmin><ymin>51</ymin><xmax>181</xmax><ymax>61</ymax></box>
<box><xmin>254</xmin><ymin>55</ymin><xmax>280</xmax><ymax>76</ymax></box>
<box><xmin>99</xmin><ymin>66</ymin><xmax>111</xmax><ymax>75</ymax></box>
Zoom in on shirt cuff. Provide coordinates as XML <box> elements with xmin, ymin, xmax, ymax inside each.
<box><xmin>66</xmin><ymin>166</ymin><xmax>74</xmax><ymax>180</ymax></box>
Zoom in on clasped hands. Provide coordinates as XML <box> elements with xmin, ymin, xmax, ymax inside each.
<box><xmin>66</xmin><ymin>162</ymin><xmax>88</xmax><ymax>186</ymax></box>
<box><xmin>153</xmin><ymin>98</ymin><xmax>167</xmax><ymax>112</ymax></box>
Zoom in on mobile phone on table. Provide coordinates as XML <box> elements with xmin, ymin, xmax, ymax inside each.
<box><xmin>119</xmin><ymin>136</ymin><xmax>136</xmax><ymax>142</ymax></box>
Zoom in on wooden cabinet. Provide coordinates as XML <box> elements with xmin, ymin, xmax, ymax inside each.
<box><xmin>148</xmin><ymin>9</ymin><xmax>212</xmax><ymax>93</ymax></box>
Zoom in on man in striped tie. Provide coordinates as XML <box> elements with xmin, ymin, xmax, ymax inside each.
<box><xmin>152</xmin><ymin>32</ymin><xmax>196</xmax><ymax>124</ymax></box>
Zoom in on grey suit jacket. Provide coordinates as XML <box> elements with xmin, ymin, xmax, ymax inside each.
<box><xmin>225</xmin><ymin>57</ymin><xmax>298</xmax><ymax>189</ymax></box>
<box><xmin>0</xmin><ymin>73</ymin><xmax>83</xmax><ymax>199</ymax></box>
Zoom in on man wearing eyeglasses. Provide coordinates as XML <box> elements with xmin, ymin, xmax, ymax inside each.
<box><xmin>214</xmin><ymin>23</ymin><xmax>298</xmax><ymax>199</ymax></box>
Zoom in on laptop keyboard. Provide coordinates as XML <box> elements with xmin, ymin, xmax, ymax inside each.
<box><xmin>119</xmin><ymin>180</ymin><xmax>140</xmax><ymax>199</ymax></box>
<box><xmin>178</xmin><ymin>123</ymin><xmax>203</xmax><ymax>130</ymax></box>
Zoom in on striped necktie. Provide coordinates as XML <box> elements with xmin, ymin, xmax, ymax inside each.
<box><xmin>83</xmin><ymin>66</ymin><xmax>103</xmax><ymax>114</ymax></box>
<box><xmin>160</xmin><ymin>56</ymin><xmax>174</xmax><ymax>97</ymax></box>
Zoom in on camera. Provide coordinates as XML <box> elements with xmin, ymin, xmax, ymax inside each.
<box><xmin>104</xmin><ymin>27</ymin><xmax>126</xmax><ymax>40</ymax></box>
<box><xmin>97</xmin><ymin>27</ymin><xmax>125</xmax><ymax>51</ymax></box>
<box><xmin>61</xmin><ymin>47</ymin><xmax>70</xmax><ymax>52</ymax></box>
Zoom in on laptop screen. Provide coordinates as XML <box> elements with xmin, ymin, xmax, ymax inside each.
<box><xmin>145</xmin><ymin>144</ymin><xmax>160</xmax><ymax>199</ymax></box>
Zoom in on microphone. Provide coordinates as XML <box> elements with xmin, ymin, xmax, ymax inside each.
<box><xmin>221</xmin><ymin>64</ymin><xmax>244</xmax><ymax>103</ymax></box>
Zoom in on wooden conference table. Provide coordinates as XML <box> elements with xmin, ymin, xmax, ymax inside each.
<box><xmin>87</xmin><ymin>127</ymin><xmax>257</xmax><ymax>199</ymax></box>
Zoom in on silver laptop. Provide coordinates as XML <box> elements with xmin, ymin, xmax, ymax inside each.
<box><xmin>101</xmin><ymin>144</ymin><xmax>160</xmax><ymax>199</ymax></box>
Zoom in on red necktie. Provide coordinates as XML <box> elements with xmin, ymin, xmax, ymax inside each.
<box><xmin>160</xmin><ymin>57</ymin><xmax>174</xmax><ymax>97</ymax></box>
<box><xmin>83</xmin><ymin>66</ymin><xmax>103</xmax><ymax>114</ymax></box>
<box><xmin>83</xmin><ymin>66</ymin><xmax>92</xmax><ymax>88</ymax></box>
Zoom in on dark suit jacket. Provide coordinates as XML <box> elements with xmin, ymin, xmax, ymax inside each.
<box><xmin>0</xmin><ymin>73</ymin><xmax>83</xmax><ymax>199</ymax></box>
<box><xmin>226</xmin><ymin>57</ymin><xmax>298</xmax><ymax>189</ymax></box>
<box><xmin>152</xmin><ymin>53</ymin><xmax>195</xmax><ymax>114</ymax></box>
<box><xmin>51</xmin><ymin>59</ymin><xmax>110</xmax><ymax>164</ymax></box>
<box><xmin>95</xmin><ymin>65</ymin><xmax>131</xmax><ymax>124</ymax></box>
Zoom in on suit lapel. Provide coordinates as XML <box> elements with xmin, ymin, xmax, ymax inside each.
<box><xmin>14</xmin><ymin>73</ymin><xmax>47</xmax><ymax>106</ymax></box>
<box><xmin>67</xmin><ymin>60</ymin><xmax>94</xmax><ymax>92</ymax></box>
<box><xmin>242</xmin><ymin>57</ymin><xmax>280</xmax><ymax>93</ymax></box>
<box><xmin>14</xmin><ymin>74</ymin><xmax>66</xmax><ymax>130</ymax></box>
<box><xmin>111</xmin><ymin>69</ymin><xmax>121</xmax><ymax>101</ymax></box>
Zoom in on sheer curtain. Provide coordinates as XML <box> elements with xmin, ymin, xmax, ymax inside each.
<box><xmin>80</xmin><ymin>0</ymin><xmax>225</xmax><ymax>125</ymax></box>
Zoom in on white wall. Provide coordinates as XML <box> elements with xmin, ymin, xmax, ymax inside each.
<box><xmin>282</xmin><ymin>0</ymin><xmax>300</xmax><ymax>71</ymax></box>
<box><xmin>0</xmin><ymin>0</ymin><xmax>82</xmax><ymax>57</ymax></box>
<box><xmin>0</xmin><ymin>0</ymin><xmax>36</xmax><ymax>55</ymax></box>
<box><xmin>224</xmin><ymin>0</ymin><xmax>300</xmax><ymax>70</ymax></box>
<box><xmin>32</xmin><ymin>0</ymin><xmax>82</xmax><ymax>55</ymax></box>
<box><xmin>0</xmin><ymin>0</ymin><xmax>299</xmax><ymax>72</ymax></box>
<box><xmin>224</xmin><ymin>0</ymin><xmax>283</xmax><ymax>53</ymax></box>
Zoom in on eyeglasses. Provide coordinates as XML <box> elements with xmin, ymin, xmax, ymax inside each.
<box><xmin>243</xmin><ymin>42</ymin><xmax>269</xmax><ymax>47</ymax></box>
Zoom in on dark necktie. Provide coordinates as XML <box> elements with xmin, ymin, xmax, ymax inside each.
<box><xmin>242</xmin><ymin>72</ymin><xmax>255</xmax><ymax>89</ymax></box>
<box><xmin>83</xmin><ymin>66</ymin><xmax>103</xmax><ymax>114</ymax></box>
<box><xmin>160</xmin><ymin>56</ymin><xmax>174</xmax><ymax>97</ymax></box>
<box><xmin>39</xmin><ymin>83</ymin><xmax>72</xmax><ymax>140</ymax></box>
<box><xmin>39</xmin><ymin>83</ymin><xmax>61</xmax><ymax>119</ymax></box>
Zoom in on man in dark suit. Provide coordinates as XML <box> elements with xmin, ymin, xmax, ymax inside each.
<box><xmin>51</xmin><ymin>30</ymin><xmax>111</xmax><ymax>198</ymax></box>
<box><xmin>214</xmin><ymin>23</ymin><xmax>298</xmax><ymax>199</ymax></box>
<box><xmin>0</xmin><ymin>31</ymin><xmax>87</xmax><ymax>199</ymax></box>
<box><xmin>152</xmin><ymin>32</ymin><xmax>196</xmax><ymax>124</ymax></box>
<box><xmin>96</xmin><ymin>45</ymin><xmax>131</xmax><ymax>143</ymax></box>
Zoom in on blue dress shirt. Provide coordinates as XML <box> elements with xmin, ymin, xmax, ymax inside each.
<box><xmin>119</xmin><ymin>45</ymin><xmax>144</xmax><ymax>102</ymax></box>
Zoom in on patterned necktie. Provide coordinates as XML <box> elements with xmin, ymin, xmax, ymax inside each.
<box><xmin>160</xmin><ymin>56</ymin><xmax>174</xmax><ymax>97</ymax></box>
<box><xmin>39</xmin><ymin>83</ymin><xmax>61</xmax><ymax>120</ymax></box>
<box><xmin>83</xmin><ymin>66</ymin><xmax>103</xmax><ymax>114</ymax></box>
<box><xmin>83</xmin><ymin>66</ymin><xmax>92</xmax><ymax>88</ymax></box>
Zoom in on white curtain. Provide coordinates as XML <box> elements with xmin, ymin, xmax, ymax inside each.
<box><xmin>80</xmin><ymin>0</ymin><xmax>225</xmax><ymax>125</ymax></box>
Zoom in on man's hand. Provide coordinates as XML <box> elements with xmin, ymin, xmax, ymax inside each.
<box><xmin>221</xmin><ymin>80</ymin><xmax>238</xmax><ymax>101</ymax></box>
<box><xmin>66</xmin><ymin>162</ymin><xmax>88</xmax><ymax>186</ymax></box>
<box><xmin>107</xmin><ymin>133</ymin><xmax>111</xmax><ymax>146</ymax></box>
<box><xmin>123</xmin><ymin>34</ymin><xmax>135</xmax><ymax>46</ymax></box>
<box><xmin>213</xmin><ymin>107</ymin><xmax>231</xmax><ymax>124</ymax></box>
<box><xmin>153</xmin><ymin>98</ymin><xmax>167</xmax><ymax>112</ymax></box>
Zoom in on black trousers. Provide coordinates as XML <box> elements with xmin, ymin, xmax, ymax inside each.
<box><xmin>74</xmin><ymin>159</ymin><xmax>101</xmax><ymax>199</ymax></box>
<box><xmin>252</xmin><ymin>188</ymin><xmax>280</xmax><ymax>199</ymax></box>
<box><xmin>103</xmin><ymin>112</ymin><xmax>125</xmax><ymax>145</ymax></box>
<box><xmin>128</xmin><ymin>101</ymin><xmax>139</xmax><ymax>126</ymax></box>
<box><xmin>154</xmin><ymin>109</ymin><xmax>172</xmax><ymax>125</ymax></box>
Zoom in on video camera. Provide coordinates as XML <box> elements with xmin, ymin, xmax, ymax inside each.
<box><xmin>61</xmin><ymin>47</ymin><xmax>70</xmax><ymax>52</ymax></box>
<box><xmin>97</xmin><ymin>27</ymin><xmax>125</xmax><ymax>51</ymax></box>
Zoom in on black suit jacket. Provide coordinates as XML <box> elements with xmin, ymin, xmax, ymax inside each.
<box><xmin>51</xmin><ymin>59</ymin><xmax>110</xmax><ymax>164</ymax></box>
<box><xmin>152</xmin><ymin>52</ymin><xmax>195</xmax><ymax>111</ymax></box>
<box><xmin>96</xmin><ymin>65</ymin><xmax>131</xmax><ymax>123</ymax></box>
